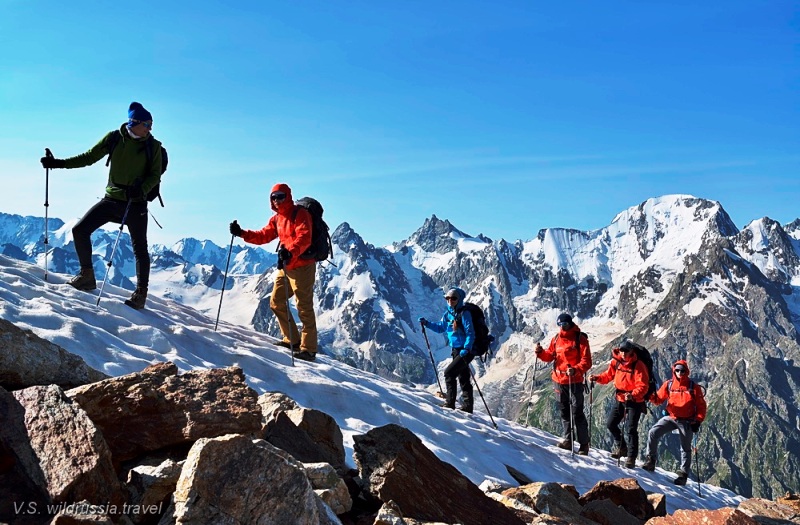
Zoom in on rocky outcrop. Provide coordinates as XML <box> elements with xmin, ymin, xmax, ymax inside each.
<box><xmin>579</xmin><ymin>477</ymin><xmax>655</xmax><ymax>521</ymax></box>
<box><xmin>66</xmin><ymin>362</ymin><xmax>261</xmax><ymax>463</ymax></box>
<box><xmin>645</xmin><ymin>507</ymin><xmax>758</xmax><ymax>524</ymax></box>
<box><xmin>0</xmin><ymin>318</ymin><xmax>108</xmax><ymax>390</ymax></box>
<box><xmin>168</xmin><ymin>434</ymin><xmax>341</xmax><ymax>525</ymax></box>
<box><xmin>353</xmin><ymin>423</ymin><xmax>523</xmax><ymax>525</ymax></box>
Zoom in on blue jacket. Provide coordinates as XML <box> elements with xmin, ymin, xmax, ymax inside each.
<box><xmin>425</xmin><ymin>288</ymin><xmax>475</xmax><ymax>351</ymax></box>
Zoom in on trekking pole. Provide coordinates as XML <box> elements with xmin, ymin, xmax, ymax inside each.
<box><xmin>148</xmin><ymin>209</ymin><xmax>163</xmax><ymax>229</ymax></box>
<box><xmin>214</xmin><ymin>230</ymin><xmax>235</xmax><ymax>331</ymax></box>
<box><xmin>421</xmin><ymin>322</ymin><xmax>445</xmax><ymax>397</ymax></box>
<box><xmin>96</xmin><ymin>200</ymin><xmax>133</xmax><ymax>306</ymax></box>
<box><xmin>43</xmin><ymin>148</ymin><xmax>53</xmax><ymax>281</ymax></box>
<box><xmin>618</xmin><ymin>406</ymin><xmax>629</xmax><ymax>467</ymax></box>
<box><xmin>524</xmin><ymin>356</ymin><xmax>539</xmax><ymax>427</ymax></box>
<box><xmin>567</xmin><ymin>372</ymin><xmax>575</xmax><ymax>457</ymax></box>
<box><xmin>588</xmin><ymin>379</ymin><xmax>595</xmax><ymax>447</ymax></box>
<box><xmin>469</xmin><ymin>364</ymin><xmax>497</xmax><ymax>429</ymax></box>
<box><xmin>693</xmin><ymin>430</ymin><xmax>703</xmax><ymax>497</ymax></box>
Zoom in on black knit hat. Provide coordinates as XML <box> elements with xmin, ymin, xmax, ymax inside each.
<box><xmin>557</xmin><ymin>313</ymin><xmax>573</xmax><ymax>325</ymax></box>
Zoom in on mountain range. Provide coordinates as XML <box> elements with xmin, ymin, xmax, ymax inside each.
<box><xmin>1</xmin><ymin>194</ymin><xmax>799</xmax><ymax>500</ymax></box>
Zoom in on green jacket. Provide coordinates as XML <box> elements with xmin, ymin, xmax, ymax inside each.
<box><xmin>64</xmin><ymin>124</ymin><xmax>163</xmax><ymax>203</ymax></box>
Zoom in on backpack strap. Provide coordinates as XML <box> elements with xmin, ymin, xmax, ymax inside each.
<box><xmin>105</xmin><ymin>130</ymin><xmax>122</xmax><ymax>167</ymax></box>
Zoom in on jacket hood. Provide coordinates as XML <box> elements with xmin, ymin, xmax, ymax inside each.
<box><xmin>445</xmin><ymin>287</ymin><xmax>466</xmax><ymax>312</ymax></box>
<box><xmin>270</xmin><ymin>183</ymin><xmax>294</xmax><ymax>214</ymax></box>
<box><xmin>672</xmin><ymin>359</ymin><xmax>690</xmax><ymax>378</ymax></box>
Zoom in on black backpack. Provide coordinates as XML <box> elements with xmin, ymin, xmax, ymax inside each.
<box><xmin>106</xmin><ymin>130</ymin><xmax>168</xmax><ymax>207</ymax></box>
<box><xmin>292</xmin><ymin>197</ymin><xmax>333</xmax><ymax>262</ymax></box>
<box><xmin>455</xmin><ymin>303</ymin><xmax>495</xmax><ymax>360</ymax></box>
<box><xmin>622</xmin><ymin>341</ymin><xmax>658</xmax><ymax>399</ymax></box>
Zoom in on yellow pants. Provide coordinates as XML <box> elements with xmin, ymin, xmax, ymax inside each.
<box><xmin>270</xmin><ymin>263</ymin><xmax>317</xmax><ymax>352</ymax></box>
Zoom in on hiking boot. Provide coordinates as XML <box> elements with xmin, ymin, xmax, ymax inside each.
<box><xmin>440</xmin><ymin>403</ymin><xmax>455</xmax><ymax>410</ymax></box>
<box><xmin>68</xmin><ymin>268</ymin><xmax>96</xmax><ymax>291</ymax></box>
<box><xmin>457</xmin><ymin>405</ymin><xmax>473</xmax><ymax>414</ymax></box>
<box><xmin>275</xmin><ymin>340</ymin><xmax>300</xmax><ymax>350</ymax></box>
<box><xmin>125</xmin><ymin>288</ymin><xmax>147</xmax><ymax>310</ymax></box>
<box><xmin>293</xmin><ymin>351</ymin><xmax>316</xmax><ymax>362</ymax></box>
<box><xmin>556</xmin><ymin>439</ymin><xmax>573</xmax><ymax>451</ymax></box>
<box><xmin>611</xmin><ymin>442</ymin><xmax>628</xmax><ymax>459</ymax></box>
<box><xmin>642</xmin><ymin>455</ymin><xmax>656</xmax><ymax>472</ymax></box>
<box><xmin>674</xmin><ymin>471</ymin><xmax>688</xmax><ymax>486</ymax></box>
<box><xmin>624</xmin><ymin>456</ymin><xmax>636</xmax><ymax>469</ymax></box>
<box><xmin>577</xmin><ymin>443</ymin><xmax>590</xmax><ymax>456</ymax></box>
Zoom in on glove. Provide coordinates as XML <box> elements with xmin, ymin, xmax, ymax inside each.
<box><xmin>229</xmin><ymin>221</ymin><xmax>243</xmax><ymax>237</ymax></box>
<box><xmin>589</xmin><ymin>374</ymin><xmax>599</xmax><ymax>382</ymax></box>
<box><xmin>40</xmin><ymin>157</ymin><xmax>66</xmax><ymax>169</ymax></box>
<box><xmin>418</xmin><ymin>317</ymin><xmax>427</xmax><ymax>326</ymax></box>
<box><xmin>278</xmin><ymin>247</ymin><xmax>292</xmax><ymax>262</ymax></box>
<box><xmin>566</xmin><ymin>366</ymin><xmax>576</xmax><ymax>377</ymax></box>
<box><xmin>459</xmin><ymin>348</ymin><xmax>470</xmax><ymax>358</ymax></box>
<box><xmin>534</xmin><ymin>344</ymin><xmax>544</xmax><ymax>355</ymax></box>
<box><xmin>691</xmin><ymin>422</ymin><xmax>701</xmax><ymax>433</ymax></box>
<box><xmin>125</xmin><ymin>180</ymin><xmax>144</xmax><ymax>201</ymax></box>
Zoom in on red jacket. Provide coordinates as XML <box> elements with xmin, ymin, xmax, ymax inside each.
<box><xmin>595</xmin><ymin>351</ymin><xmax>648</xmax><ymax>403</ymax></box>
<box><xmin>241</xmin><ymin>183</ymin><xmax>315</xmax><ymax>271</ymax></box>
<box><xmin>650</xmin><ymin>360</ymin><xmax>707</xmax><ymax>422</ymax></box>
<box><xmin>538</xmin><ymin>324</ymin><xmax>592</xmax><ymax>385</ymax></box>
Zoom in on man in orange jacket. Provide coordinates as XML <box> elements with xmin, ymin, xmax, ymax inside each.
<box><xmin>642</xmin><ymin>360</ymin><xmax>707</xmax><ymax>485</ymax></box>
<box><xmin>589</xmin><ymin>340</ymin><xmax>648</xmax><ymax>468</ymax></box>
<box><xmin>535</xmin><ymin>313</ymin><xmax>592</xmax><ymax>455</ymax></box>
<box><xmin>230</xmin><ymin>183</ymin><xmax>318</xmax><ymax>361</ymax></box>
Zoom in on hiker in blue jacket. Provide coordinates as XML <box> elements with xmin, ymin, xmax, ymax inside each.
<box><xmin>419</xmin><ymin>287</ymin><xmax>475</xmax><ymax>413</ymax></box>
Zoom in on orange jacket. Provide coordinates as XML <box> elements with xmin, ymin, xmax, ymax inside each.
<box><xmin>650</xmin><ymin>360</ymin><xmax>707</xmax><ymax>422</ymax></box>
<box><xmin>537</xmin><ymin>325</ymin><xmax>592</xmax><ymax>385</ymax></box>
<box><xmin>595</xmin><ymin>352</ymin><xmax>648</xmax><ymax>403</ymax></box>
<box><xmin>241</xmin><ymin>183</ymin><xmax>315</xmax><ymax>271</ymax></box>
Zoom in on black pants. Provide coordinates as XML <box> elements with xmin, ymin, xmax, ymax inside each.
<box><xmin>607</xmin><ymin>400</ymin><xmax>645</xmax><ymax>457</ymax></box>
<box><xmin>444</xmin><ymin>349</ymin><xmax>474</xmax><ymax>410</ymax></box>
<box><xmin>73</xmin><ymin>198</ymin><xmax>150</xmax><ymax>288</ymax></box>
<box><xmin>557</xmin><ymin>382</ymin><xmax>590</xmax><ymax>445</ymax></box>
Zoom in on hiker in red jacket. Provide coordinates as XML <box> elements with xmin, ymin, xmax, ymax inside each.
<box><xmin>589</xmin><ymin>340</ymin><xmax>648</xmax><ymax>468</ymax></box>
<box><xmin>535</xmin><ymin>313</ymin><xmax>592</xmax><ymax>455</ymax></box>
<box><xmin>642</xmin><ymin>359</ymin><xmax>707</xmax><ymax>485</ymax></box>
<box><xmin>230</xmin><ymin>183</ymin><xmax>318</xmax><ymax>362</ymax></box>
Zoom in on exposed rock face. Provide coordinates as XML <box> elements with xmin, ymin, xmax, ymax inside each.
<box><xmin>66</xmin><ymin>362</ymin><xmax>261</xmax><ymax>463</ymax></box>
<box><xmin>353</xmin><ymin>423</ymin><xmax>523</xmax><ymax>525</ymax></box>
<box><xmin>0</xmin><ymin>318</ymin><xmax>108</xmax><ymax>390</ymax></box>
<box><xmin>502</xmin><ymin>483</ymin><xmax>598</xmax><ymax>525</ymax></box>
<box><xmin>736</xmin><ymin>497</ymin><xmax>800</xmax><ymax>524</ymax></box>
<box><xmin>645</xmin><ymin>507</ymin><xmax>759</xmax><ymax>524</ymax></box>
<box><xmin>578</xmin><ymin>477</ymin><xmax>653</xmax><ymax>521</ymax></box>
<box><xmin>261</xmin><ymin>400</ymin><xmax>346</xmax><ymax>471</ymax></box>
<box><xmin>169</xmin><ymin>434</ymin><xmax>340</xmax><ymax>525</ymax></box>
<box><xmin>0</xmin><ymin>385</ymin><xmax>123</xmax><ymax>508</ymax></box>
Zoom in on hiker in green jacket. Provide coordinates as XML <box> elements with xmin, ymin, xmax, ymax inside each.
<box><xmin>41</xmin><ymin>102</ymin><xmax>163</xmax><ymax>309</ymax></box>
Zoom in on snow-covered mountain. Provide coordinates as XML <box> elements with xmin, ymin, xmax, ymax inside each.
<box><xmin>2</xmin><ymin>194</ymin><xmax>800</xmax><ymax>499</ymax></box>
<box><xmin>0</xmin><ymin>253</ymin><xmax>743</xmax><ymax>515</ymax></box>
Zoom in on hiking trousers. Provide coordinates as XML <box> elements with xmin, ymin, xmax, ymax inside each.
<box><xmin>444</xmin><ymin>350</ymin><xmax>474</xmax><ymax>410</ymax></box>
<box><xmin>646</xmin><ymin>416</ymin><xmax>694</xmax><ymax>473</ymax></box>
<box><xmin>557</xmin><ymin>382</ymin><xmax>590</xmax><ymax>446</ymax></box>
<box><xmin>607</xmin><ymin>400</ymin><xmax>645</xmax><ymax>457</ymax></box>
<box><xmin>271</xmin><ymin>262</ymin><xmax>317</xmax><ymax>352</ymax></box>
<box><xmin>73</xmin><ymin>197</ymin><xmax>150</xmax><ymax>288</ymax></box>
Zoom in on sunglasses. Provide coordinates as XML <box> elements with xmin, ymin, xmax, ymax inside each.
<box><xmin>270</xmin><ymin>192</ymin><xmax>287</xmax><ymax>202</ymax></box>
<box><xmin>557</xmin><ymin>321</ymin><xmax>571</xmax><ymax>327</ymax></box>
<box><xmin>614</xmin><ymin>348</ymin><xmax>631</xmax><ymax>354</ymax></box>
<box><xmin>445</xmin><ymin>296</ymin><xmax>458</xmax><ymax>302</ymax></box>
<box><xmin>130</xmin><ymin>119</ymin><xmax>153</xmax><ymax>129</ymax></box>
<box><xmin>674</xmin><ymin>368</ymin><xmax>687</xmax><ymax>374</ymax></box>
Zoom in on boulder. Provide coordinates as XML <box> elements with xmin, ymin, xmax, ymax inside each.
<box><xmin>645</xmin><ymin>507</ymin><xmax>759</xmax><ymax>524</ymax></box>
<box><xmin>0</xmin><ymin>318</ymin><xmax>108</xmax><ymax>390</ymax></box>
<box><xmin>580</xmin><ymin>498</ymin><xmax>641</xmax><ymax>525</ymax></box>
<box><xmin>169</xmin><ymin>434</ymin><xmax>341</xmax><ymax>525</ymax></box>
<box><xmin>0</xmin><ymin>385</ymin><xmax>124</xmax><ymax>509</ymax></box>
<box><xmin>736</xmin><ymin>497</ymin><xmax>800</xmax><ymax>524</ymax></box>
<box><xmin>125</xmin><ymin>457</ymin><xmax>184</xmax><ymax>524</ymax></box>
<box><xmin>303</xmin><ymin>462</ymin><xmax>353</xmax><ymax>515</ymax></box>
<box><xmin>502</xmin><ymin>483</ymin><xmax>597</xmax><ymax>525</ymax></box>
<box><xmin>66</xmin><ymin>362</ymin><xmax>261</xmax><ymax>463</ymax></box>
<box><xmin>579</xmin><ymin>478</ymin><xmax>652</xmax><ymax>521</ymax></box>
<box><xmin>353</xmin><ymin>424</ymin><xmax>523</xmax><ymax>525</ymax></box>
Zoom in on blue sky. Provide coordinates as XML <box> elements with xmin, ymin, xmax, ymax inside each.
<box><xmin>1</xmin><ymin>1</ymin><xmax>797</xmax><ymax>249</ymax></box>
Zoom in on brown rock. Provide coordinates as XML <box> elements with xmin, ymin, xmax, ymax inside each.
<box><xmin>0</xmin><ymin>385</ymin><xmax>124</xmax><ymax>508</ymax></box>
<box><xmin>263</xmin><ymin>408</ymin><xmax>346</xmax><ymax>471</ymax></box>
<box><xmin>579</xmin><ymin>478</ymin><xmax>652</xmax><ymax>521</ymax></box>
<box><xmin>66</xmin><ymin>362</ymin><xmax>261</xmax><ymax>463</ymax></box>
<box><xmin>580</xmin><ymin>498</ymin><xmax>641</xmax><ymax>525</ymax></box>
<box><xmin>737</xmin><ymin>497</ymin><xmax>800</xmax><ymax>524</ymax></box>
<box><xmin>645</xmin><ymin>507</ymin><xmax>759</xmax><ymax>524</ymax></box>
<box><xmin>169</xmin><ymin>434</ymin><xmax>339</xmax><ymax>524</ymax></box>
<box><xmin>125</xmin><ymin>457</ymin><xmax>183</xmax><ymax>524</ymax></box>
<box><xmin>353</xmin><ymin>424</ymin><xmax>523</xmax><ymax>525</ymax></box>
<box><xmin>648</xmin><ymin>493</ymin><xmax>667</xmax><ymax>518</ymax></box>
<box><xmin>502</xmin><ymin>483</ymin><xmax>598</xmax><ymax>525</ymax></box>
<box><xmin>0</xmin><ymin>318</ymin><xmax>108</xmax><ymax>390</ymax></box>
